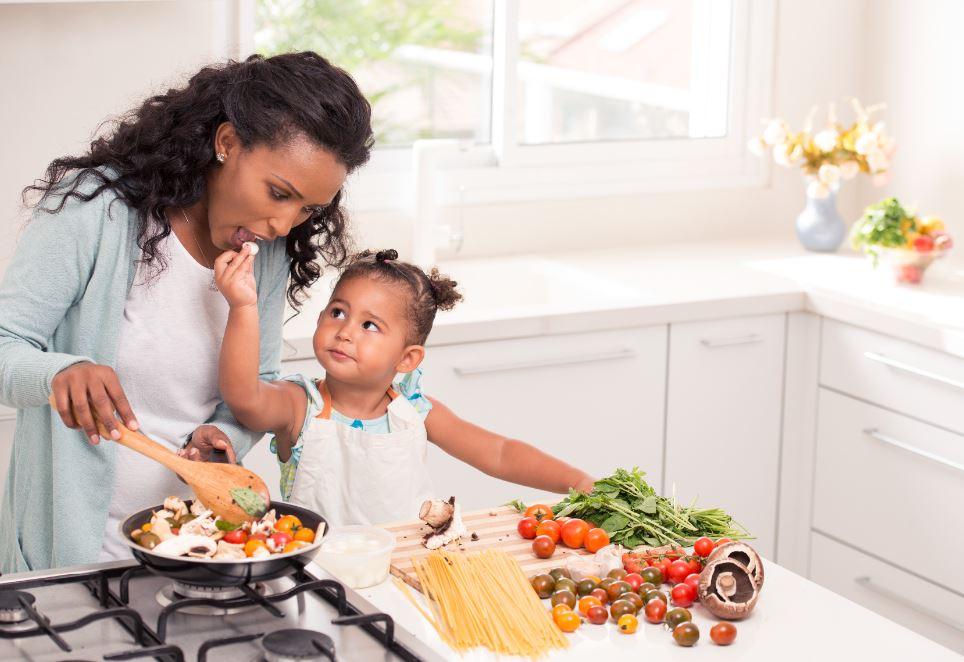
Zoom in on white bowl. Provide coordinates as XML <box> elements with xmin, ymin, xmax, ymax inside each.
<box><xmin>315</xmin><ymin>525</ymin><xmax>395</xmax><ymax>588</ymax></box>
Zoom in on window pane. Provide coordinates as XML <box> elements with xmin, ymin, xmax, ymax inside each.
<box><xmin>256</xmin><ymin>0</ymin><xmax>494</xmax><ymax>148</ymax></box>
<box><xmin>517</xmin><ymin>0</ymin><xmax>732</xmax><ymax>145</ymax></box>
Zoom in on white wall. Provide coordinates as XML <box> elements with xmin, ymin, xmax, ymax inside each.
<box><xmin>856</xmin><ymin>0</ymin><xmax>964</xmax><ymax>241</ymax></box>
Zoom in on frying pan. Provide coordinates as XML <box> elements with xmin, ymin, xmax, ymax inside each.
<box><xmin>120</xmin><ymin>500</ymin><xmax>327</xmax><ymax>587</ymax></box>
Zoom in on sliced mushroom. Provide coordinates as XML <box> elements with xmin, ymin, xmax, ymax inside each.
<box><xmin>152</xmin><ymin>534</ymin><xmax>217</xmax><ymax>559</ymax></box>
<box><xmin>698</xmin><ymin>558</ymin><xmax>760</xmax><ymax>620</ymax></box>
<box><xmin>706</xmin><ymin>541</ymin><xmax>764</xmax><ymax>589</ymax></box>
<box><xmin>419</xmin><ymin>498</ymin><xmax>455</xmax><ymax>530</ymax></box>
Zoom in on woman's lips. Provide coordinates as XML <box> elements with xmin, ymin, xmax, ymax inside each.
<box><xmin>231</xmin><ymin>227</ymin><xmax>261</xmax><ymax>249</ymax></box>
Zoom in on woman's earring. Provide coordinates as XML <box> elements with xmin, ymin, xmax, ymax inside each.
<box><xmin>216</xmin><ymin>152</ymin><xmax>226</xmax><ymax>164</ymax></box>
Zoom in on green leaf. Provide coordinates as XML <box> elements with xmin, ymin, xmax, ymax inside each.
<box><xmin>639</xmin><ymin>496</ymin><xmax>658</xmax><ymax>514</ymax></box>
<box><xmin>215</xmin><ymin>519</ymin><xmax>241</xmax><ymax>532</ymax></box>
<box><xmin>503</xmin><ymin>499</ymin><xmax>527</xmax><ymax>514</ymax></box>
<box><xmin>600</xmin><ymin>513</ymin><xmax>630</xmax><ymax>533</ymax></box>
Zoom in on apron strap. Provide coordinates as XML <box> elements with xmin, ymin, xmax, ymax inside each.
<box><xmin>315</xmin><ymin>380</ymin><xmax>398</xmax><ymax>420</ymax></box>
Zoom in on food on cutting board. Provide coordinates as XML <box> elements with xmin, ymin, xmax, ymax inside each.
<box><xmin>418</xmin><ymin>497</ymin><xmax>468</xmax><ymax>549</ymax></box>
<box><xmin>399</xmin><ymin>549</ymin><xmax>569</xmax><ymax>657</ymax></box>
<box><xmin>129</xmin><ymin>496</ymin><xmax>321</xmax><ymax>559</ymax></box>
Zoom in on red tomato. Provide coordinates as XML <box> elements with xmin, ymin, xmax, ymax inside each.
<box><xmin>693</xmin><ymin>537</ymin><xmax>714</xmax><ymax>558</ymax></box>
<box><xmin>683</xmin><ymin>573</ymin><xmax>701</xmax><ymax>593</ymax></box>
<box><xmin>715</xmin><ymin>538</ymin><xmax>732</xmax><ymax>548</ymax></box>
<box><xmin>584</xmin><ymin>528</ymin><xmax>610</xmax><ymax>553</ymax></box>
<box><xmin>517</xmin><ymin>517</ymin><xmax>539</xmax><ymax>539</ymax></box>
<box><xmin>561</xmin><ymin>519</ymin><xmax>590</xmax><ymax>548</ymax></box>
<box><xmin>524</xmin><ymin>504</ymin><xmax>554</xmax><ymax>522</ymax></box>
<box><xmin>249</xmin><ymin>532</ymin><xmax>267</xmax><ymax>542</ymax></box>
<box><xmin>222</xmin><ymin>529</ymin><xmax>249</xmax><ymax>545</ymax></box>
<box><xmin>536</xmin><ymin>520</ymin><xmax>561</xmax><ymax>544</ymax></box>
<box><xmin>269</xmin><ymin>532</ymin><xmax>294</xmax><ymax>550</ymax></box>
<box><xmin>586</xmin><ymin>604</ymin><xmax>608</xmax><ymax>625</ymax></box>
<box><xmin>589</xmin><ymin>588</ymin><xmax>609</xmax><ymax>605</ymax></box>
<box><xmin>670</xmin><ymin>583</ymin><xmax>696</xmax><ymax>608</ymax></box>
<box><xmin>623</xmin><ymin>573</ymin><xmax>644</xmax><ymax>592</ymax></box>
<box><xmin>684</xmin><ymin>557</ymin><xmax>701</xmax><ymax>576</ymax></box>
<box><xmin>532</xmin><ymin>535</ymin><xmax>556</xmax><ymax>559</ymax></box>
<box><xmin>644</xmin><ymin>598</ymin><xmax>667</xmax><ymax>624</ymax></box>
<box><xmin>666</xmin><ymin>560</ymin><xmax>691</xmax><ymax>585</ymax></box>
<box><xmin>665</xmin><ymin>548</ymin><xmax>682</xmax><ymax>561</ymax></box>
<box><xmin>710</xmin><ymin>622</ymin><xmax>738</xmax><ymax>645</ymax></box>
<box><xmin>555</xmin><ymin>517</ymin><xmax>572</xmax><ymax>528</ymax></box>
<box><xmin>914</xmin><ymin>234</ymin><xmax>935</xmax><ymax>252</ymax></box>
<box><xmin>646</xmin><ymin>558</ymin><xmax>658</xmax><ymax>567</ymax></box>
<box><xmin>655</xmin><ymin>558</ymin><xmax>671</xmax><ymax>579</ymax></box>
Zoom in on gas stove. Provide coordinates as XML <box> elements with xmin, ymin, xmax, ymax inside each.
<box><xmin>0</xmin><ymin>560</ymin><xmax>443</xmax><ymax>661</ymax></box>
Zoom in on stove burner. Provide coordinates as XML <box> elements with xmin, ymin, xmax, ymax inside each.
<box><xmin>156</xmin><ymin>582</ymin><xmax>271</xmax><ymax>616</ymax></box>
<box><xmin>0</xmin><ymin>590</ymin><xmax>35</xmax><ymax>624</ymax></box>
<box><xmin>262</xmin><ymin>629</ymin><xmax>336</xmax><ymax>662</ymax></box>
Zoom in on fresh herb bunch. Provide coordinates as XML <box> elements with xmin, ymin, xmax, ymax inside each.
<box><xmin>850</xmin><ymin>197</ymin><xmax>913</xmax><ymax>260</ymax></box>
<box><xmin>550</xmin><ymin>467</ymin><xmax>751</xmax><ymax>549</ymax></box>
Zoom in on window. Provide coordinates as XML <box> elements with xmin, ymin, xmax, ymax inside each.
<box><xmin>247</xmin><ymin>0</ymin><xmax>774</xmax><ymax>208</ymax></box>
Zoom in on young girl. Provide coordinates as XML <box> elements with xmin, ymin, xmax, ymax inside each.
<box><xmin>215</xmin><ymin>246</ymin><xmax>595</xmax><ymax>525</ymax></box>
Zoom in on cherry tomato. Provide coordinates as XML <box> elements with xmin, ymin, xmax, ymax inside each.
<box><xmin>640</xmin><ymin>567</ymin><xmax>663</xmax><ymax>585</ymax></box>
<box><xmin>665</xmin><ymin>548</ymin><xmax>683</xmax><ymax>561</ymax></box>
<box><xmin>269</xmin><ymin>532</ymin><xmax>294</xmax><ymax>550</ymax></box>
<box><xmin>575</xmin><ymin>579</ymin><xmax>597</xmax><ymax>597</ymax></box>
<box><xmin>222</xmin><ymin>529</ymin><xmax>248</xmax><ymax>545</ymax></box>
<box><xmin>685</xmin><ymin>557</ymin><xmax>701</xmax><ymax>576</ymax></box>
<box><xmin>551</xmin><ymin>590</ymin><xmax>577</xmax><ymax>609</ymax></box>
<box><xmin>554</xmin><ymin>516</ymin><xmax>572</xmax><ymax>528</ymax></box>
<box><xmin>667</xmin><ymin>559</ymin><xmax>691</xmax><ymax>585</ymax></box>
<box><xmin>249</xmin><ymin>532</ymin><xmax>267</xmax><ymax>542</ymax></box>
<box><xmin>606</xmin><ymin>580</ymin><xmax>633</xmax><ymax>603</ymax></box>
<box><xmin>621</xmin><ymin>592</ymin><xmax>644</xmax><ymax>613</ymax></box>
<box><xmin>561</xmin><ymin>519</ymin><xmax>590</xmax><ymax>548</ymax></box>
<box><xmin>577</xmin><ymin>595</ymin><xmax>602</xmax><ymax>615</ymax></box>
<box><xmin>554</xmin><ymin>578</ymin><xmax>577</xmax><ymax>595</ymax></box>
<box><xmin>517</xmin><ymin>517</ymin><xmax>539</xmax><ymax>539</ymax></box>
<box><xmin>693</xmin><ymin>537</ymin><xmax>714</xmax><ymax>557</ymax></box>
<box><xmin>665</xmin><ymin>607</ymin><xmax>692</xmax><ymax>630</ymax></box>
<box><xmin>623</xmin><ymin>572</ymin><xmax>644</xmax><ymax>592</ymax></box>
<box><xmin>243</xmin><ymin>539</ymin><xmax>268</xmax><ymax>557</ymax></box>
<box><xmin>524</xmin><ymin>504</ymin><xmax>554</xmax><ymax>522</ymax></box>
<box><xmin>644</xmin><ymin>598</ymin><xmax>666</xmax><ymax>624</ymax></box>
<box><xmin>551</xmin><ymin>604</ymin><xmax>573</xmax><ymax>621</ymax></box>
<box><xmin>283</xmin><ymin>540</ymin><xmax>310</xmax><ymax>553</ymax></box>
<box><xmin>655</xmin><ymin>558</ymin><xmax>672</xmax><ymax>578</ymax></box>
<box><xmin>643</xmin><ymin>589</ymin><xmax>667</xmax><ymax>605</ymax></box>
<box><xmin>617</xmin><ymin>614</ymin><xmax>639</xmax><ymax>634</ymax></box>
<box><xmin>584</xmin><ymin>528</ymin><xmax>610</xmax><ymax>553</ymax></box>
<box><xmin>555</xmin><ymin>610</ymin><xmax>581</xmax><ymax>633</ymax></box>
<box><xmin>531</xmin><ymin>574</ymin><xmax>556</xmax><ymax>598</ymax></box>
<box><xmin>293</xmin><ymin>527</ymin><xmax>316</xmax><ymax>543</ymax></box>
<box><xmin>710</xmin><ymin>622</ymin><xmax>738</xmax><ymax>646</ymax></box>
<box><xmin>607</xmin><ymin>568</ymin><xmax>628</xmax><ymax>580</ymax></box>
<box><xmin>715</xmin><ymin>537</ymin><xmax>732</xmax><ymax>548</ymax></box>
<box><xmin>532</xmin><ymin>535</ymin><xmax>556</xmax><ymax>559</ymax></box>
<box><xmin>670</xmin><ymin>583</ymin><xmax>696</xmax><ymax>608</ymax></box>
<box><xmin>586</xmin><ymin>604</ymin><xmax>608</xmax><ymax>625</ymax></box>
<box><xmin>609</xmin><ymin>599</ymin><xmax>636</xmax><ymax>622</ymax></box>
<box><xmin>536</xmin><ymin>520</ymin><xmax>561</xmax><ymax>544</ymax></box>
<box><xmin>683</xmin><ymin>573</ymin><xmax>701</xmax><ymax>593</ymax></box>
<box><xmin>275</xmin><ymin>515</ymin><xmax>302</xmax><ymax>534</ymax></box>
<box><xmin>589</xmin><ymin>588</ymin><xmax>609</xmax><ymax>605</ymax></box>
<box><xmin>673</xmin><ymin>622</ymin><xmax>700</xmax><ymax>647</ymax></box>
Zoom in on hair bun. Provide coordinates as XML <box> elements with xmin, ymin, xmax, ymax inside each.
<box><xmin>375</xmin><ymin>249</ymin><xmax>398</xmax><ymax>263</ymax></box>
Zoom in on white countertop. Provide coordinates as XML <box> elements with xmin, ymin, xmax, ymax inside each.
<box><xmin>282</xmin><ymin>239</ymin><xmax>964</xmax><ymax>360</ymax></box>
<box><xmin>346</xmin><ymin>559</ymin><xmax>960</xmax><ymax>661</ymax></box>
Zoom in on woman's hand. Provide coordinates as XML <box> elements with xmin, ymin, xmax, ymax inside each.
<box><xmin>51</xmin><ymin>362</ymin><xmax>138</xmax><ymax>445</ymax></box>
<box><xmin>177</xmin><ymin>424</ymin><xmax>237</xmax><ymax>463</ymax></box>
<box><xmin>214</xmin><ymin>245</ymin><xmax>257</xmax><ymax>309</ymax></box>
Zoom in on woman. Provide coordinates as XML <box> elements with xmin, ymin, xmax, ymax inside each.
<box><xmin>0</xmin><ymin>52</ymin><xmax>373</xmax><ymax>572</ymax></box>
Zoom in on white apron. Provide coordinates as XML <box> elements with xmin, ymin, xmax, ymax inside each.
<box><xmin>288</xmin><ymin>381</ymin><xmax>435</xmax><ymax>527</ymax></box>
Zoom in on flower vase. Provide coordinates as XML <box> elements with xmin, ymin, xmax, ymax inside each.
<box><xmin>795</xmin><ymin>182</ymin><xmax>846</xmax><ymax>252</ymax></box>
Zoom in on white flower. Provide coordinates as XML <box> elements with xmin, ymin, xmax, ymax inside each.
<box><xmin>763</xmin><ymin>119</ymin><xmax>789</xmax><ymax>146</ymax></box>
<box><xmin>872</xmin><ymin>171</ymin><xmax>891</xmax><ymax>187</ymax></box>
<box><xmin>855</xmin><ymin>132</ymin><xmax>878</xmax><ymax>155</ymax></box>
<box><xmin>747</xmin><ymin>137</ymin><xmax>767</xmax><ymax>157</ymax></box>
<box><xmin>840</xmin><ymin>160</ymin><xmax>860</xmax><ymax>180</ymax></box>
<box><xmin>772</xmin><ymin>143</ymin><xmax>792</xmax><ymax>166</ymax></box>
<box><xmin>866</xmin><ymin>150</ymin><xmax>889</xmax><ymax>173</ymax></box>
<box><xmin>788</xmin><ymin>143</ymin><xmax>804</xmax><ymax>164</ymax></box>
<box><xmin>807</xmin><ymin>180</ymin><xmax>831</xmax><ymax>199</ymax></box>
<box><xmin>818</xmin><ymin>163</ymin><xmax>841</xmax><ymax>185</ymax></box>
<box><xmin>814</xmin><ymin>128</ymin><xmax>839</xmax><ymax>153</ymax></box>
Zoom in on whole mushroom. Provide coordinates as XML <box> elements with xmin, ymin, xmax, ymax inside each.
<box><xmin>697</xmin><ymin>558</ymin><xmax>761</xmax><ymax>620</ymax></box>
<box><xmin>706</xmin><ymin>541</ymin><xmax>764</xmax><ymax>589</ymax></box>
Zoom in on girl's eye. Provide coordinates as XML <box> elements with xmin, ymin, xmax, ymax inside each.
<box><xmin>330</xmin><ymin>308</ymin><xmax>346</xmax><ymax>320</ymax></box>
<box><xmin>362</xmin><ymin>320</ymin><xmax>379</xmax><ymax>332</ymax></box>
<box><xmin>270</xmin><ymin>187</ymin><xmax>288</xmax><ymax>201</ymax></box>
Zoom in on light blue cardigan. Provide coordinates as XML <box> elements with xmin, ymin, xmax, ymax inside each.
<box><xmin>0</xmin><ymin>171</ymin><xmax>290</xmax><ymax>572</ymax></box>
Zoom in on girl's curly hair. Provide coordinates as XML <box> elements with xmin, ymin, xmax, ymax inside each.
<box><xmin>22</xmin><ymin>51</ymin><xmax>374</xmax><ymax>309</ymax></box>
<box><xmin>337</xmin><ymin>249</ymin><xmax>462</xmax><ymax>345</ymax></box>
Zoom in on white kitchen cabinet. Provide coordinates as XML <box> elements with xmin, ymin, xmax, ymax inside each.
<box><xmin>664</xmin><ymin>314</ymin><xmax>786</xmax><ymax>558</ymax></box>
<box><xmin>419</xmin><ymin>326</ymin><xmax>668</xmax><ymax>510</ymax></box>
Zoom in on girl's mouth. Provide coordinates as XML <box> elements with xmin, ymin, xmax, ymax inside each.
<box><xmin>231</xmin><ymin>227</ymin><xmax>262</xmax><ymax>249</ymax></box>
<box><xmin>327</xmin><ymin>349</ymin><xmax>354</xmax><ymax>362</ymax></box>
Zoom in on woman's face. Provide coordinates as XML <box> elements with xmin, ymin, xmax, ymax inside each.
<box><xmin>205</xmin><ymin>124</ymin><xmax>347</xmax><ymax>250</ymax></box>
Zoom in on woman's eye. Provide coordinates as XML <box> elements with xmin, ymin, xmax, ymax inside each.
<box><xmin>330</xmin><ymin>308</ymin><xmax>346</xmax><ymax>319</ymax></box>
<box><xmin>270</xmin><ymin>187</ymin><xmax>288</xmax><ymax>201</ymax></box>
<box><xmin>362</xmin><ymin>321</ymin><xmax>379</xmax><ymax>332</ymax></box>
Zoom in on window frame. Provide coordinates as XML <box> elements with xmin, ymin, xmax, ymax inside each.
<box><xmin>235</xmin><ymin>0</ymin><xmax>776</xmax><ymax>211</ymax></box>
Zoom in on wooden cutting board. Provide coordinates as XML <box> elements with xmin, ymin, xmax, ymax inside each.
<box><xmin>382</xmin><ymin>505</ymin><xmax>594</xmax><ymax>592</ymax></box>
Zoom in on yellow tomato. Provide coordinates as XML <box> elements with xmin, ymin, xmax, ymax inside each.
<box><xmin>141</xmin><ymin>522</ymin><xmax>152</xmax><ymax>532</ymax></box>
<box><xmin>283</xmin><ymin>540</ymin><xmax>310</xmax><ymax>553</ymax></box>
<box><xmin>275</xmin><ymin>515</ymin><xmax>302</xmax><ymax>534</ymax></box>
<box><xmin>293</xmin><ymin>527</ymin><xmax>316</xmax><ymax>543</ymax></box>
<box><xmin>920</xmin><ymin>216</ymin><xmax>945</xmax><ymax>233</ymax></box>
<box><xmin>551</xmin><ymin>604</ymin><xmax>572</xmax><ymax>622</ymax></box>
<box><xmin>244</xmin><ymin>539</ymin><xmax>268</xmax><ymax>557</ymax></box>
<box><xmin>617</xmin><ymin>614</ymin><xmax>639</xmax><ymax>634</ymax></box>
<box><xmin>555</xmin><ymin>611</ymin><xmax>581</xmax><ymax>633</ymax></box>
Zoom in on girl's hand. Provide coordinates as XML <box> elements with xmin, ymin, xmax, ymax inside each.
<box><xmin>177</xmin><ymin>425</ymin><xmax>237</xmax><ymax>463</ymax></box>
<box><xmin>51</xmin><ymin>362</ymin><xmax>139</xmax><ymax>445</ymax></box>
<box><xmin>214</xmin><ymin>245</ymin><xmax>257</xmax><ymax>308</ymax></box>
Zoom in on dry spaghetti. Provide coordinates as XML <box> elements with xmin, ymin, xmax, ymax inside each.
<box><xmin>406</xmin><ymin>549</ymin><xmax>569</xmax><ymax>657</ymax></box>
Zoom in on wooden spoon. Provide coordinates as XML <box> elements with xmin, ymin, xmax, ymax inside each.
<box><xmin>50</xmin><ymin>395</ymin><xmax>270</xmax><ymax>524</ymax></box>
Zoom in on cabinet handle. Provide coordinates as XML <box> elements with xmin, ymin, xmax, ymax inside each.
<box><xmin>863</xmin><ymin>351</ymin><xmax>964</xmax><ymax>391</ymax></box>
<box><xmin>699</xmin><ymin>334</ymin><xmax>762</xmax><ymax>348</ymax></box>
<box><xmin>862</xmin><ymin>428</ymin><xmax>964</xmax><ymax>474</ymax></box>
<box><xmin>452</xmin><ymin>348</ymin><xmax>637</xmax><ymax>376</ymax></box>
<box><xmin>855</xmin><ymin>576</ymin><xmax>964</xmax><ymax>632</ymax></box>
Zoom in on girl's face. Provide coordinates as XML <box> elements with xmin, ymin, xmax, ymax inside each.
<box><xmin>313</xmin><ymin>276</ymin><xmax>425</xmax><ymax>386</ymax></box>
<box><xmin>205</xmin><ymin>124</ymin><xmax>347</xmax><ymax>250</ymax></box>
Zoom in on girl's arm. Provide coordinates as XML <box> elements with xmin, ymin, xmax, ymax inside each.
<box><xmin>424</xmin><ymin>397</ymin><xmax>596</xmax><ymax>495</ymax></box>
<box><xmin>215</xmin><ymin>248</ymin><xmax>305</xmax><ymax>452</ymax></box>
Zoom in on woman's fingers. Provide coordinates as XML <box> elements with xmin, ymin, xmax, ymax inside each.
<box><xmin>89</xmin><ymin>382</ymin><xmax>121</xmax><ymax>441</ymax></box>
<box><xmin>68</xmin><ymin>381</ymin><xmax>99</xmax><ymax>445</ymax></box>
<box><xmin>52</xmin><ymin>382</ymin><xmax>76</xmax><ymax>429</ymax></box>
<box><xmin>104</xmin><ymin>372</ymin><xmax>138</xmax><ymax>431</ymax></box>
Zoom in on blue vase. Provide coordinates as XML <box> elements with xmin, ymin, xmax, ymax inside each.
<box><xmin>795</xmin><ymin>184</ymin><xmax>846</xmax><ymax>252</ymax></box>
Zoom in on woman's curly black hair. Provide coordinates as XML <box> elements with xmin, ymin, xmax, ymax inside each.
<box><xmin>22</xmin><ymin>51</ymin><xmax>374</xmax><ymax>309</ymax></box>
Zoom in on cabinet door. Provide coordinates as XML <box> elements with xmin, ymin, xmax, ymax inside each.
<box><xmin>420</xmin><ymin>326</ymin><xmax>668</xmax><ymax>510</ymax></box>
<box><xmin>664</xmin><ymin>314</ymin><xmax>785</xmax><ymax>557</ymax></box>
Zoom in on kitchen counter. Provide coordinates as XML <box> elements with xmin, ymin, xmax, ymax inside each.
<box><xmin>281</xmin><ymin>239</ymin><xmax>964</xmax><ymax>359</ymax></box>
<box><xmin>352</xmin><ymin>558</ymin><xmax>961</xmax><ymax>661</ymax></box>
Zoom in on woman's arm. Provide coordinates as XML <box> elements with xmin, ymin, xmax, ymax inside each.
<box><xmin>215</xmin><ymin>248</ymin><xmax>305</xmax><ymax>451</ymax></box>
<box><xmin>424</xmin><ymin>397</ymin><xmax>595</xmax><ymax>495</ymax></box>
